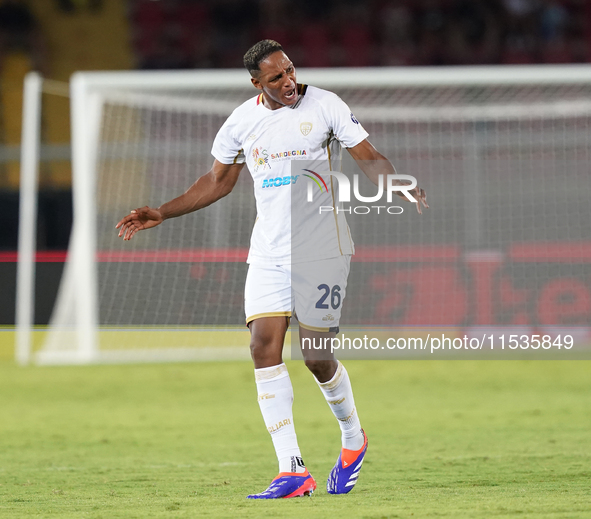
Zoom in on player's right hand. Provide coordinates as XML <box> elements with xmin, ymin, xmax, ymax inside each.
<box><xmin>115</xmin><ymin>206</ymin><xmax>163</xmax><ymax>241</ymax></box>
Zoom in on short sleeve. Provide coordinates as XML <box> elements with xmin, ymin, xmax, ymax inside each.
<box><xmin>211</xmin><ymin>114</ymin><xmax>246</xmax><ymax>164</ymax></box>
<box><xmin>323</xmin><ymin>93</ymin><xmax>369</xmax><ymax>149</ymax></box>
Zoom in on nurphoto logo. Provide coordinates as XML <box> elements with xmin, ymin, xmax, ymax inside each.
<box><xmin>303</xmin><ymin>169</ymin><xmax>418</xmax><ymax>215</ymax></box>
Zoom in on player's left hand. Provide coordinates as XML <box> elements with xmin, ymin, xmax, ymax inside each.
<box><xmin>115</xmin><ymin>206</ymin><xmax>163</xmax><ymax>240</ymax></box>
<box><xmin>411</xmin><ymin>187</ymin><xmax>429</xmax><ymax>214</ymax></box>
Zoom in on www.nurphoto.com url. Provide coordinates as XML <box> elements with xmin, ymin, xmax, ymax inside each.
<box><xmin>302</xmin><ymin>334</ymin><xmax>575</xmax><ymax>354</ymax></box>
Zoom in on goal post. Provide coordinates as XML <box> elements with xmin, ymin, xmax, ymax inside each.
<box><xmin>40</xmin><ymin>75</ymin><xmax>103</xmax><ymax>364</ymax></box>
<box><xmin>20</xmin><ymin>65</ymin><xmax>591</xmax><ymax>365</ymax></box>
<box><xmin>15</xmin><ymin>72</ymin><xmax>43</xmax><ymax>366</ymax></box>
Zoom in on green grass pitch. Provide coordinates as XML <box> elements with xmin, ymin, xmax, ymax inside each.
<box><xmin>0</xmin><ymin>359</ymin><xmax>589</xmax><ymax>518</ymax></box>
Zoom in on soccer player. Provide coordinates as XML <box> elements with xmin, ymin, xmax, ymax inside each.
<box><xmin>116</xmin><ymin>40</ymin><xmax>428</xmax><ymax>499</ymax></box>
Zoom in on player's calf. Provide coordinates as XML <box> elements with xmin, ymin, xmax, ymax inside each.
<box><xmin>303</xmin><ymin>357</ymin><xmax>338</xmax><ymax>383</ymax></box>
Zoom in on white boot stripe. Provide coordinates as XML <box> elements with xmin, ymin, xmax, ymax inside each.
<box><xmin>345</xmin><ymin>480</ymin><xmax>357</xmax><ymax>487</ymax></box>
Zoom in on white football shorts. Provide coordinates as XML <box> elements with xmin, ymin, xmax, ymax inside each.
<box><xmin>245</xmin><ymin>255</ymin><xmax>351</xmax><ymax>332</ymax></box>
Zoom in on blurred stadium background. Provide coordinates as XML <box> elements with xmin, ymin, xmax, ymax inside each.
<box><xmin>1</xmin><ymin>0</ymin><xmax>591</xmax><ymax>361</ymax></box>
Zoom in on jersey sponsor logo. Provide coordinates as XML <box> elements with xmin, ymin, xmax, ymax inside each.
<box><xmin>300</xmin><ymin>122</ymin><xmax>313</xmax><ymax>136</ymax></box>
<box><xmin>262</xmin><ymin>175</ymin><xmax>299</xmax><ymax>188</ymax></box>
<box><xmin>252</xmin><ymin>147</ymin><xmax>270</xmax><ymax>171</ymax></box>
<box><xmin>270</xmin><ymin>149</ymin><xmax>307</xmax><ymax>160</ymax></box>
<box><xmin>350</xmin><ymin>112</ymin><xmax>359</xmax><ymax>124</ymax></box>
<box><xmin>252</xmin><ymin>148</ymin><xmax>308</xmax><ymax>171</ymax></box>
<box><xmin>302</xmin><ymin>169</ymin><xmax>329</xmax><ymax>193</ymax></box>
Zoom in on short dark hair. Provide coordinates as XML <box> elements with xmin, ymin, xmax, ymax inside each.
<box><xmin>243</xmin><ymin>40</ymin><xmax>283</xmax><ymax>76</ymax></box>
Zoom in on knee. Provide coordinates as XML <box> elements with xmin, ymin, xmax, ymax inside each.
<box><xmin>248</xmin><ymin>317</ymin><xmax>288</xmax><ymax>368</ymax></box>
<box><xmin>249</xmin><ymin>336</ymin><xmax>266</xmax><ymax>360</ymax></box>
<box><xmin>249</xmin><ymin>333</ymin><xmax>283</xmax><ymax>367</ymax></box>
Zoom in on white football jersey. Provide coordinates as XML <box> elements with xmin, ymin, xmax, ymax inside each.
<box><xmin>211</xmin><ymin>85</ymin><xmax>368</xmax><ymax>265</ymax></box>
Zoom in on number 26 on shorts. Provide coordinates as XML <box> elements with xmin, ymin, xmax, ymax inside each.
<box><xmin>316</xmin><ymin>284</ymin><xmax>341</xmax><ymax>310</ymax></box>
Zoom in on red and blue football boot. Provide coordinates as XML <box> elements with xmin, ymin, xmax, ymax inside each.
<box><xmin>327</xmin><ymin>430</ymin><xmax>368</xmax><ymax>494</ymax></box>
<box><xmin>247</xmin><ymin>469</ymin><xmax>317</xmax><ymax>499</ymax></box>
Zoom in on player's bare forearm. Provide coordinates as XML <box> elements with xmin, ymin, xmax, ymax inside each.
<box><xmin>159</xmin><ymin>161</ymin><xmax>244</xmax><ymax>220</ymax></box>
<box><xmin>347</xmin><ymin>139</ymin><xmax>428</xmax><ymax>214</ymax></box>
<box><xmin>347</xmin><ymin>138</ymin><xmax>394</xmax><ymax>180</ymax></box>
<box><xmin>116</xmin><ymin>160</ymin><xmax>243</xmax><ymax>240</ymax></box>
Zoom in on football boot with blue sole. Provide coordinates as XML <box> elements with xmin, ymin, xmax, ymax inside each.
<box><xmin>327</xmin><ymin>430</ymin><xmax>368</xmax><ymax>494</ymax></box>
<box><xmin>247</xmin><ymin>469</ymin><xmax>316</xmax><ymax>499</ymax></box>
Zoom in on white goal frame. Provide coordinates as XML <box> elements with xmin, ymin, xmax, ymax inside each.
<box><xmin>16</xmin><ymin>64</ymin><xmax>591</xmax><ymax>365</ymax></box>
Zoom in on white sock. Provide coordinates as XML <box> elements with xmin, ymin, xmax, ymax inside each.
<box><xmin>255</xmin><ymin>363</ymin><xmax>306</xmax><ymax>474</ymax></box>
<box><xmin>315</xmin><ymin>361</ymin><xmax>364</xmax><ymax>451</ymax></box>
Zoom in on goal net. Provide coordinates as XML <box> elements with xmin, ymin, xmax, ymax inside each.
<box><xmin>22</xmin><ymin>66</ymin><xmax>591</xmax><ymax>364</ymax></box>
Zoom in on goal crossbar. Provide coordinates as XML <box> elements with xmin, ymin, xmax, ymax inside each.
<box><xmin>101</xmin><ymin>90</ymin><xmax>591</xmax><ymax>122</ymax></box>
<box><xmin>77</xmin><ymin>64</ymin><xmax>591</xmax><ymax>90</ymax></box>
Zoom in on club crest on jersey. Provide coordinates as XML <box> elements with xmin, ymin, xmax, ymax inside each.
<box><xmin>300</xmin><ymin>122</ymin><xmax>313</xmax><ymax>136</ymax></box>
<box><xmin>252</xmin><ymin>147</ymin><xmax>270</xmax><ymax>171</ymax></box>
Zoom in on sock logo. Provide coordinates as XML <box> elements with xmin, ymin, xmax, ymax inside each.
<box><xmin>291</xmin><ymin>456</ymin><xmax>306</xmax><ymax>472</ymax></box>
<box><xmin>337</xmin><ymin>407</ymin><xmax>356</xmax><ymax>422</ymax></box>
<box><xmin>328</xmin><ymin>397</ymin><xmax>345</xmax><ymax>405</ymax></box>
<box><xmin>258</xmin><ymin>392</ymin><xmax>276</xmax><ymax>401</ymax></box>
<box><xmin>267</xmin><ymin>418</ymin><xmax>291</xmax><ymax>434</ymax></box>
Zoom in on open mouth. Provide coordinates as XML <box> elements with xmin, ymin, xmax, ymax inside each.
<box><xmin>284</xmin><ymin>88</ymin><xmax>296</xmax><ymax>102</ymax></box>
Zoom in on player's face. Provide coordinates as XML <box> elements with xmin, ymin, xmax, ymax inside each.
<box><xmin>251</xmin><ymin>51</ymin><xmax>298</xmax><ymax>110</ymax></box>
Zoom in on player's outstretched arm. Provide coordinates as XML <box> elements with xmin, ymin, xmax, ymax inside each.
<box><xmin>347</xmin><ymin>139</ymin><xmax>428</xmax><ymax>214</ymax></box>
<box><xmin>115</xmin><ymin>159</ymin><xmax>244</xmax><ymax>241</ymax></box>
